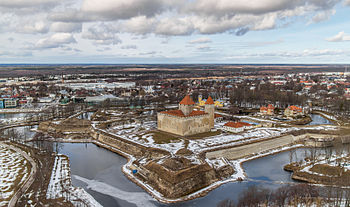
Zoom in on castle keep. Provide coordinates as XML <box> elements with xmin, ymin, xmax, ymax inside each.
<box><xmin>157</xmin><ymin>95</ymin><xmax>215</xmax><ymax>136</ymax></box>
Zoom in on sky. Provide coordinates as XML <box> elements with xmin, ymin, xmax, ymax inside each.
<box><xmin>0</xmin><ymin>0</ymin><xmax>350</xmax><ymax>64</ymax></box>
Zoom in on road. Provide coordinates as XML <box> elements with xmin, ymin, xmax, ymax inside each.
<box><xmin>5</xmin><ymin>143</ymin><xmax>37</xmax><ymax>207</ymax></box>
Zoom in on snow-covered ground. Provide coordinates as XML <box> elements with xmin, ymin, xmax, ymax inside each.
<box><xmin>188</xmin><ymin>125</ymin><xmax>337</xmax><ymax>153</ymax></box>
<box><xmin>46</xmin><ymin>154</ymin><xmax>102</xmax><ymax>207</ymax></box>
<box><xmin>299</xmin><ymin>153</ymin><xmax>350</xmax><ymax>177</ymax></box>
<box><xmin>0</xmin><ymin>143</ymin><xmax>30</xmax><ymax>206</ymax></box>
<box><xmin>101</xmin><ymin>118</ymin><xmax>337</xmax><ymax>155</ymax></box>
<box><xmin>101</xmin><ymin>121</ymin><xmax>186</xmax><ymax>155</ymax></box>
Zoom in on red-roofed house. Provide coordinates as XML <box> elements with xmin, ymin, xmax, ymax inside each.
<box><xmin>223</xmin><ymin>121</ymin><xmax>253</xmax><ymax>133</ymax></box>
<box><xmin>260</xmin><ymin>104</ymin><xmax>275</xmax><ymax>115</ymax></box>
<box><xmin>214</xmin><ymin>113</ymin><xmax>223</xmax><ymax>122</ymax></box>
<box><xmin>284</xmin><ymin>105</ymin><xmax>303</xmax><ymax>117</ymax></box>
<box><xmin>157</xmin><ymin>95</ymin><xmax>215</xmax><ymax>136</ymax></box>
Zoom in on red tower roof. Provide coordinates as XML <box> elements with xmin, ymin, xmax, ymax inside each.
<box><xmin>160</xmin><ymin>110</ymin><xmax>206</xmax><ymax>117</ymax></box>
<box><xmin>179</xmin><ymin>95</ymin><xmax>195</xmax><ymax>105</ymax></box>
<box><xmin>205</xmin><ymin>96</ymin><xmax>214</xmax><ymax>105</ymax></box>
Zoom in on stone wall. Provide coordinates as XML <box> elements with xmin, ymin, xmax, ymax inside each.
<box><xmin>38</xmin><ymin>119</ymin><xmax>91</xmax><ymax>134</ymax></box>
<box><xmin>139</xmin><ymin>161</ymin><xmax>218</xmax><ymax>198</ymax></box>
<box><xmin>157</xmin><ymin>113</ymin><xmax>211</xmax><ymax>136</ymax></box>
<box><xmin>204</xmin><ymin>104</ymin><xmax>215</xmax><ymax>128</ymax></box>
<box><xmin>92</xmin><ymin>129</ymin><xmax>170</xmax><ymax>159</ymax></box>
<box><xmin>96</xmin><ymin>133</ymin><xmax>145</xmax><ymax>157</ymax></box>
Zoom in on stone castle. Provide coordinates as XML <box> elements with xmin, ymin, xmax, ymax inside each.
<box><xmin>157</xmin><ymin>95</ymin><xmax>215</xmax><ymax>136</ymax></box>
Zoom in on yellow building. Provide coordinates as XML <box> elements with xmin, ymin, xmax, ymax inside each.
<box><xmin>198</xmin><ymin>95</ymin><xmax>224</xmax><ymax>107</ymax></box>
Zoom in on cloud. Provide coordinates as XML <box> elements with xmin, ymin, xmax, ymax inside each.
<box><xmin>0</xmin><ymin>0</ymin><xmax>58</xmax><ymax>8</ymax></box>
<box><xmin>50</xmin><ymin>0</ymin><xmax>176</xmax><ymax>22</ymax></box>
<box><xmin>326</xmin><ymin>31</ymin><xmax>350</xmax><ymax>42</ymax></box>
<box><xmin>82</xmin><ymin>24</ymin><xmax>121</xmax><ymax>45</ymax></box>
<box><xmin>121</xmin><ymin>45</ymin><xmax>137</xmax><ymax>49</ymax></box>
<box><xmin>196</xmin><ymin>45</ymin><xmax>211</xmax><ymax>51</ymax></box>
<box><xmin>223</xmin><ymin>48</ymin><xmax>348</xmax><ymax>62</ymax></box>
<box><xmin>50</xmin><ymin>22</ymin><xmax>82</xmax><ymax>33</ymax></box>
<box><xmin>139</xmin><ymin>51</ymin><xmax>157</xmax><ymax>56</ymax></box>
<box><xmin>228</xmin><ymin>39</ymin><xmax>284</xmax><ymax>49</ymax></box>
<box><xmin>115</xmin><ymin>16</ymin><xmax>156</xmax><ymax>35</ymax></box>
<box><xmin>33</xmin><ymin>33</ymin><xmax>76</xmax><ymax>49</ymax></box>
<box><xmin>46</xmin><ymin>0</ymin><xmax>343</xmax><ymax>37</ymax></box>
<box><xmin>0</xmin><ymin>50</ymin><xmax>32</xmax><ymax>57</ymax></box>
<box><xmin>16</xmin><ymin>21</ymin><xmax>49</xmax><ymax>34</ymax></box>
<box><xmin>302</xmin><ymin>49</ymin><xmax>345</xmax><ymax>56</ymax></box>
<box><xmin>310</xmin><ymin>9</ymin><xmax>336</xmax><ymax>24</ymax></box>
<box><xmin>188</xmin><ymin>37</ymin><xmax>212</xmax><ymax>44</ymax></box>
<box><xmin>155</xmin><ymin>17</ymin><xmax>194</xmax><ymax>36</ymax></box>
<box><xmin>345</xmin><ymin>0</ymin><xmax>350</xmax><ymax>6</ymax></box>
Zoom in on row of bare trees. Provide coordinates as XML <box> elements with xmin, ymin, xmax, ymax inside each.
<box><xmin>217</xmin><ymin>183</ymin><xmax>350</xmax><ymax>207</ymax></box>
<box><xmin>218</xmin><ymin>184</ymin><xmax>320</xmax><ymax>207</ymax></box>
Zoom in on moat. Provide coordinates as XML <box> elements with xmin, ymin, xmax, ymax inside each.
<box><xmin>53</xmin><ymin>143</ymin><xmax>322</xmax><ymax>207</ymax></box>
<box><xmin>2</xmin><ymin>113</ymin><xmax>342</xmax><ymax>206</ymax></box>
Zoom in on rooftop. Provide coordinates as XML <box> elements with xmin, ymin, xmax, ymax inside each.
<box><xmin>160</xmin><ymin>109</ymin><xmax>207</xmax><ymax>117</ymax></box>
<box><xmin>224</xmin><ymin>121</ymin><xmax>252</xmax><ymax>128</ymax></box>
<box><xmin>205</xmin><ymin>96</ymin><xmax>214</xmax><ymax>105</ymax></box>
<box><xmin>287</xmin><ymin>105</ymin><xmax>302</xmax><ymax>112</ymax></box>
<box><xmin>179</xmin><ymin>95</ymin><xmax>195</xmax><ymax>105</ymax></box>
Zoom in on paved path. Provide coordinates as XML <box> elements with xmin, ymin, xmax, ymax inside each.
<box><xmin>5</xmin><ymin>143</ymin><xmax>37</xmax><ymax>207</ymax></box>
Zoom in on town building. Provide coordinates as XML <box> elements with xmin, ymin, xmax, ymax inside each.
<box><xmin>260</xmin><ymin>104</ymin><xmax>275</xmax><ymax>115</ymax></box>
<box><xmin>214</xmin><ymin>114</ymin><xmax>223</xmax><ymax>122</ymax></box>
<box><xmin>284</xmin><ymin>105</ymin><xmax>303</xmax><ymax>117</ymax></box>
<box><xmin>157</xmin><ymin>95</ymin><xmax>215</xmax><ymax>136</ymax></box>
<box><xmin>4</xmin><ymin>98</ymin><xmax>17</xmax><ymax>108</ymax></box>
<box><xmin>223</xmin><ymin>121</ymin><xmax>253</xmax><ymax>133</ymax></box>
<box><xmin>198</xmin><ymin>95</ymin><xmax>224</xmax><ymax>107</ymax></box>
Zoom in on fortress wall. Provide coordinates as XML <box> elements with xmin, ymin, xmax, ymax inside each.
<box><xmin>206</xmin><ymin>133</ymin><xmax>339</xmax><ymax>160</ymax></box>
<box><xmin>141</xmin><ymin>163</ymin><xmax>218</xmax><ymax>198</ymax></box>
<box><xmin>157</xmin><ymin>113</ymin><xmax>211</xmax><ymax>136</ymax></box>
<box><xmin>97</xmin><ymin>133</ymin><xmax>144</xmax><ymax>157</ymax></box>
<box><xmin>181</xmin><ymin>116</ymin><xmax>211</xmax><ymax>136</ymax></box>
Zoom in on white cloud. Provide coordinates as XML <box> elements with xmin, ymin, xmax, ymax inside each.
<box><xmin>46</xmin><ymin>0</ymin><xmax>343</xmax><ymax>36</ymax></box>
<box><xmin>224</xmin><ymin>48</ymin><xmax>348</xmax><ymax>61</ymax></box>
<box><xmin>196</xmin><ymin>44</ymin><xmax>211</xmax><ymax>51</ymax></box>
<box><xmin>34</xmin><ymin>33</ymin><xmax>76</xmax><ymax>49</ymax></box>
<box><xmin>185</xmin><ymin>0</ymin><xmax>297</xmax><ymax>16</ymax></box>
<box><xmin>0</xmin><ymin>0</ymin><xmax>58</xmax><ymax>8</ymax></box>
<box><xmin>326</xmin><ymin>31</ymin><xmax>350</xmax><ymax>42</ymax></box>
<box><xmin>16</xmin><ymin>21</ymin><xmax>49</xmax><ymax>34</ymax></box>
<box><xmin>310</xmin><ymin>9</ymin><xmax>336</xmax><ymax>24</ymax></box>
<box><xmin>0</xmin><ymin>50</ymin><xmax>32</xmax><ymax>57</ymax></box>
<box><xmin>80</xmin><ymin>0</ymin><xmax>169</xmax><ymax>19</ymax></box>
<box><xmin>155</xmin><ymin>17</ymin><xmax>194</xmax><ymax>35</ymax></box>
<box><xmin>82</xmin><ymin>24</ymin><xmax>121</xmax><ymax>45</ymax></box>
<box><xmin>302</xmin><ymin>49</ymin><xmax>345</xmax><ymax>56</ymax></box>
<box><xmin>345</xmin><ymin>0</ymin><xmax>350</xmax><ymax>6</ymax></box>
<box><xmin>50</xmin><ymin>22</ymin><xmax>82</xmax><ymax>33</ymax></box>
<box><xmin>188</xmin><ymin>37</ymin><xmax>212</xmax><ymax>44</ymax></box>
<box><xmin>121</xmin><ymin>45</ymin><xmax>137</xmax><ymax>49</ymax></box>
<box><xmin>116</xmin><ymin>16</ymin><xmax>156</xmax><ymax>35</ymax></box>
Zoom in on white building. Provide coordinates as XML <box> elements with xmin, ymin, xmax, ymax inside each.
<box><xmin>222</xmin><ymin>121</ymin><xmax>253</xmax><ymax>133</ymax></box>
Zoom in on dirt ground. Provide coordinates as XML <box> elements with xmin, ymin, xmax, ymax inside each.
<box><xmin>9</xmin><ymin>142</ymin><xmax>73</xmax><ymax>207</ymax></box>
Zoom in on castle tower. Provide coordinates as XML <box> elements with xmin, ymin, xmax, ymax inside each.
<box><xmin>179</xmin><ymin>95</ymin><xmax>195</xmax><ymax>116</ymax></box>
<box><xmin>205</xmin><ymin>96</ymin><xmax>215</xmax><ymax>128</ymax></box>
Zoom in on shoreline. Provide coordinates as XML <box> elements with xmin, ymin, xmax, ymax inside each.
<box><xmin>25</xmin><ymin>133</ymin><xmax>329</xmax><ymax>204</ymax></box>
<box><xmin>89</xmin><ymin>139</ymin><xmax>305</xmax><ymax>204</ymax></box>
